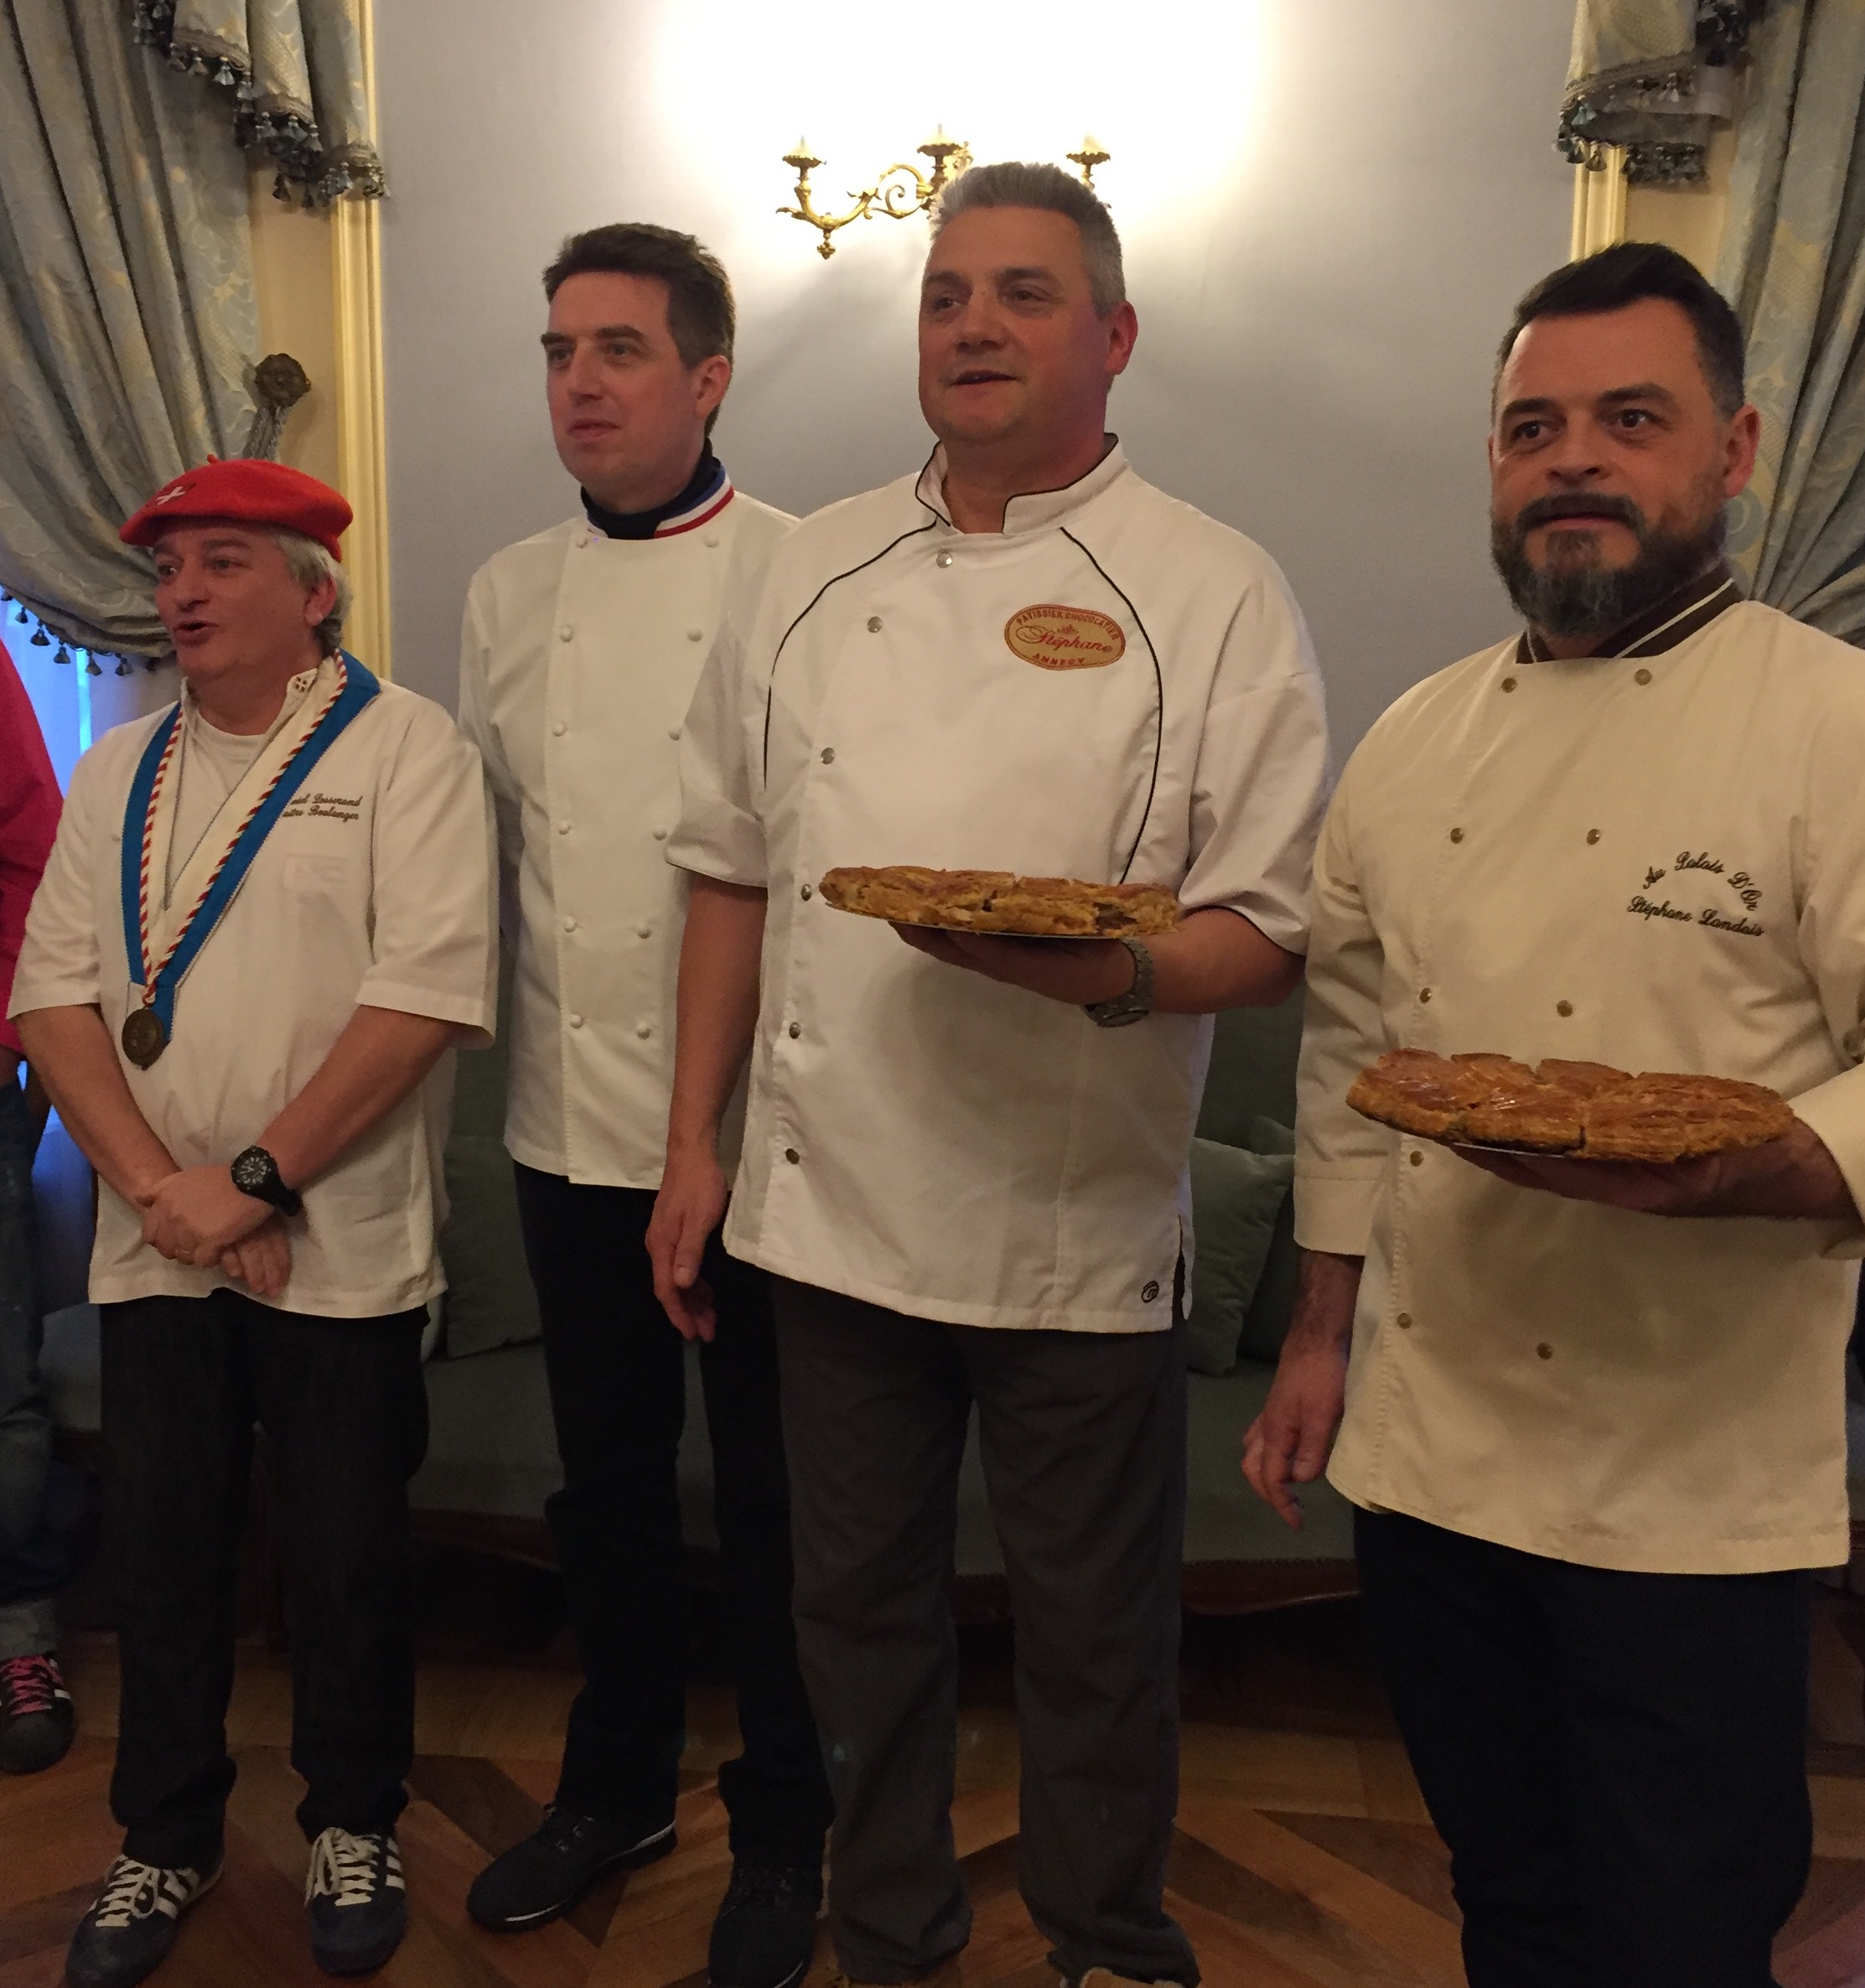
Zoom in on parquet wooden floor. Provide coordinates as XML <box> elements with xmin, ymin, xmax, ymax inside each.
<box><xmin>9</xmin><ymin>1571</ymin><xmax>1865</xmax><ymax>1986</ymax></box>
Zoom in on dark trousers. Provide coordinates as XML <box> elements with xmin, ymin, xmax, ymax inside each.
<box><xmin>1355</xmin><ymin>1508</ymin><xmax>1812</xmax><ymax>1988</ymax></box>
<box><xmin>101</xmin><ymin>1291</ymin><xmax>427</xmax><ymax>1868</ymax></box>
<box><xmin>0</xmin><ymin>1073</ymin><xmax>80</xmax><ymax>1656</ymax></box>
<box><xmin>511</xmin><ymin>1167</ymin><xmax>830</xmax><ymax>1866</ymax></box>
<box><xmin>772</xmin><ymin>1276</ymin><xmax>1196</xmax><ymax>1988</ymax></box>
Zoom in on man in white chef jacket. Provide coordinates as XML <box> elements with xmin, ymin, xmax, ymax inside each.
<box><xmin>457</xmin><ymin>223</ymin><xmax>831</xmax><ymax>1985</ymax></box>
<box><xmin>1246</xmin><ymin>243</ymin><xmax>1865</xmax><ymax>1988</ymax></box>
<box><xmin>10</xmin><ymin>458</ymin><xmax>496</xmax><ymax>1988</ymax></box>
<box><xmin>651</xmin><ymin>164</ymin><xmax>1330</xmax><ymax>1988</ymax></box>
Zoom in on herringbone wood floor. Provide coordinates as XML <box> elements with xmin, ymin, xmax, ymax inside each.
<box><xmin>9</xmin><ymin>1560</ymin><xmax>1865</xmax><ymax>1987</ymax></box>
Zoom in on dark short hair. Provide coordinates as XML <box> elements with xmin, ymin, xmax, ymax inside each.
<box><xmin>1495</xmin><ymin>241</ymin><xmax>1746</xmax><ymax>418</ymax></box>
<box><xmin>543</xmin><ymin>222</ymin><xmax>735</xmax><ymax>368</ymax></box>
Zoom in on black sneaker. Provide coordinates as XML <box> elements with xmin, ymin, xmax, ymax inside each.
<box><xmin>709</xmin><ymin>1862</ymin><xmax>822</xmax><ymax>1988</ymax></box>
<box><xmin>65</xmin><ymin>1854</ymin><xmax>220</xmax><ymax>1988</ymax></box>
<box><xmin>304</xmin><ymin>1828</ymin><xmax>407</xmax><ymax>1976</ymax></box>
<box><xmin>0</xmin><ymin>1651</ymin><xmax>75</xmax><ymax>1773</ymax></box>
<box><xmin>466</xmin><ymin>1805</ymin><xmax>675</xmax><ymax>1932</ymax></box>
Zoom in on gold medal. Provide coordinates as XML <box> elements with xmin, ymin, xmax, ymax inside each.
<box><xmin>121</xmin><ymin>1007</ymin><xmax>168</xmax><ymax>1069</ymax></box>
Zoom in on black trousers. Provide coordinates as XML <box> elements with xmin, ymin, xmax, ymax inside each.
<box><xmin>772</xmin><ymin>1276</ymin><xmax>1196</xmax><ymax>1988</ymax></box>
<box><xmin>101</xmin><ymin>1291</ymin><xmax>427</xmax><ymax>1869</ymax></box>
<box><xmin>1355</xmin><ymin>1508</ymin><xmax>1813</xmax><ymax>1988</ymax></box>
<box><xmin>512</xmin><ymin>1167</ymin><xmax>830</xmax><ymax>1866</ymax></box>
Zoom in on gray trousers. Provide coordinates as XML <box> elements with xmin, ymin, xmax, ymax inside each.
<box><xmin>772</xmin><ymin>1277</ymin><xmax>1197</xmax><ymax>1988</ymax></box>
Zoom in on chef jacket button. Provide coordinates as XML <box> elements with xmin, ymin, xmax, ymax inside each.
<box><xmin>1449</xmin><ymin>827</ymin><xmax>1464</xmax><ymax>844</ymax></box>
<box><xmin>800</xmin><ymin>883</ymin><xmax>814</xmax><ymax>900</ymax></box>
<box><xmin>636</xmin><ymin>1022</ymin><xmax>652</xmax><ymax>1039</ymax></box>
<box><xmin>821</xmin><ymin>747</ymin><xmax>836</xmax><ymax>764</ymax></box>
<box><xmin>637</xmin><ymin>924</ymin><xmax>652</xmax><ymax>938</ymax></box>
<box><xmin>1634</xmin><ymin>667</ymin><xmax>1653</xmax><ymax>685</ymax></box>
<box><xmin>1556</xmin><ymin>1000</ymin><xmax>1574</xmax><ymax>1017</ymax></box>
<box><xmin>705</xmin><ymin>532</ymin><xmax>721</xmax><ymax>548</ymax></box>
<box><xmin>556</xmin><ymin>819</ymin><xmax>572</xmax><ymax>835</ymax></box>
<box><xmin>562</xmin><ymin>916</ymin><xmax>578</xmax><ymax>933</ymax></box>
<box><xmin>567</xmin><ymin>1012</ymin><xmax>584</xmax><ymax>1029</ymax></box>
<box><xmin>788</xmin><ymin>1022</ymin><xmax>802</xmax><ymax>1038</ymax></box>
<box><xmin>558</xmin><ymin>624</ymin><xmax>574</xmax><ymax>642</ymax></box>
<box><xmin>686</xmin><ymin>627</ymin><xmax>703</xmax><ymax>641</ymax></box>
<box><xmin>668</xmin><ymin>726</ymin><xmax>681</xmax><ymax>740</ymax></box>
<box><xmin>1141</xmin><ymin>1279</ymin><xmax>1160</xmax><ymax>1302</ymax></box>
<box><xmin>936</xmin><ymin>551</ymin><xmax>953</xmax><ymax>568</ymax></box>
<box><xmin>785</xmin><ymin>1147</ymin><xmax>800</xmax><ymax>1164</ymax></box>
<box><xmin>1418</xmin><ymin>986</ymin><xmax>1432</xmax><ymax>1003</ymax></box>
<box><xmin>653</xmin><ymin>826</ymin><xmax>668</xmax><ymax>840</ymax></box>
<box><xmin>1587</xmin><ymin>829</ymin><xmax>1601</xmax><ymax>844</ymax></box>
<box><xmin>1396</xmin><ymin>1312</ymin><xmax>1413</xmax><ymax>1330</ymax></box>
<box><xmin>1409</xmin><ymin>1149</ymin><xmax>1423</xmax><ymax>1167</ymax></box>
<box><xmin>1500</xmin><ymin>676</ymin><xmax>1517</xmax><ymax>693</ymax></box>
<box><xmin>1536</xmin><ymin>1342</ymin><xmax>1554</xmax><ymax>1359</ymax></box>
<box><xmin>552</xmin><ymin>720</ymin><xmax>567</xmax><ymax>737</ymax></box>
<box><xmin>867</xmin><ymin>615</ymin><xmax>883</xmax><ymax>633</ymax></box>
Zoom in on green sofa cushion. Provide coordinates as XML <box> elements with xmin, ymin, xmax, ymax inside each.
<box><xmin>1186</xmin><ymin>1137</ymin><xmax>1294</xmax><ymax>1377</ymax></box>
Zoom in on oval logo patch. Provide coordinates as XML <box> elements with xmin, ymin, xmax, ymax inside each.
<box><xmin>1003</xmin><ymin>603</ymin><xmax>1127</xmax><ymax>670</ymax></box>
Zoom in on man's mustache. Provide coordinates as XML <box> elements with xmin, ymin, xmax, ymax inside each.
<box><xmin>1512</xmin><ymin>492</ymin><xmax>1645</xmax><ymax>536</ymax></box>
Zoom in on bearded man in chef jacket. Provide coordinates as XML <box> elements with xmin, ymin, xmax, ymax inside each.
<box><xmin>650</xmin><ymin>163</ymin><xmax>1331</xmax><ymax>1988</ymax></box>
<box><xmin>1247</xmin><ymin>241</ymin><xmax>1865</xmax><ymax>1988</ymax></box>
<box><xmin>457</xmin><ymin>223</ymin><xmax>831</xmax><ymax>1988</ymax></box>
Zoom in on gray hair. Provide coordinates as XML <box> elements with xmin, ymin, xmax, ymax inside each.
<box><xmin>273</xmin><ymin>526</ymin><xmax>351</xmax><ymax>658</ymax></box>
<box><xmin>932</xmin><ymin>161</ymin><xmax>1126</xmax><ymax>316</ymax></box>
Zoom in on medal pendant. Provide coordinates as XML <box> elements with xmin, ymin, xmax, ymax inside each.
<box><xmin>121</xmin><ymin>1007</ymin><xmax>168</xmax><ymax>1069</ymax></box>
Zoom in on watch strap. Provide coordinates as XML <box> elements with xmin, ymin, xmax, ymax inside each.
<box><xmin>1084</xmin><ymin>935</ymin><xmax>1155</xmax><ymax>1028</ymax></box>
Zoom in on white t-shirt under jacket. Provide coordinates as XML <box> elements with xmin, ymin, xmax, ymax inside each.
<box><xmin>1298</xmin><ymin>580</ymin><xmax>1865</xmax><ymax>1575</ymax></box>
<box><xmin>11</xmin><ymin>676</ymin><xmax>497</xmax><ymax>1319</ymax></box>
<box><xmin>671</xmin><ymin>443</ymin><xmax>1331</xmax><ymax>1333</ymax></box>
<box><xmin>458</xmin><ymin>494</ymin><xmax>794</xmax><ymax>1186</ymax></box>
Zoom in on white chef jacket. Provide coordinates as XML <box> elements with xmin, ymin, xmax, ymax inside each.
<box><xmin>1298</xmin><ymin>577</ymin><xmax>1865</xmax><ymax>1573</ymax></box>
<box><xmin>671</xmin><ymin>443</ymin><xmax>1330</xmax><ymax>1333</ymax></box>
<box><xmin>9</xmin><ymin>676</ymin><xmax>498</xmax><ymax>1319</ymax></box>
<box><xmin>458</xmin><ymin>491</ymin><xmax>794</xmax><ymax>1185</ymax></box>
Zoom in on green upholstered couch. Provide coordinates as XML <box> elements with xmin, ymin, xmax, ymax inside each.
<box><xmin>411</xmin><ymin>987</ymin><xmax>1359</xmax><ymax>1616</ymax></box>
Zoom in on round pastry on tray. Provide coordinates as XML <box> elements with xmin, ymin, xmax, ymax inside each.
<box><xmin>1346</xmin><ymin>1048</ymin><xmax>1794</xmax><ymax>1162</ymax></box>
<box><xmin>819</xmin><ymin>865</ymin><xmax>1181</xmax><ymax>940</ymax></box>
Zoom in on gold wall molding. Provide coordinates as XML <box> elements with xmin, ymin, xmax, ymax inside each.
<box><xmin>1570</xmin><ymin>148</ymin><xmax>1629</xmax><ymax>261</ymax></box>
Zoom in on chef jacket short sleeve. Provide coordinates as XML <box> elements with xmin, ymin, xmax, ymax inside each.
<box><xmin>355</xmin><ymin>698</ymin><xmax>498</xmax><ymax>1042</ymax></box>
<box><xmin>8</xmin><ymin>737</ymin><xmax>112</xmax><ymax>1020</ymax></box>
<box><xmin>1291</xmin><ymin>750</ymin><xmax>1392</xmax><ymax>1257</ymax></box>
<box><xmin>670</xmin><ymin>591</ymin><xmax>768</xmax><ymax>889</ymax></box>
<box><xmin>1176</xmin><ymin>556</ymin><xmax>1329</xmax><ymax>954</ymax></box>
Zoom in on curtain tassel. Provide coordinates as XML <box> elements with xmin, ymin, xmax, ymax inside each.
<box><xmin>51</xmin><ymin>639</ymin><xmax>69</xmax><ymax>662</ymax></box>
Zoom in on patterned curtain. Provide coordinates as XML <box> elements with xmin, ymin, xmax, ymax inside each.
<box><xmin>1718</xmin><ymin>0</ymin><xmax>1865</xmax><ymax>642</ymax></box>
<box><xmin>133</xmin><ymin>0</ymin><xmax>383</xmax><ymax>205</ymax></box>
<box><xmin>1561</xmin><ymin>1</ymin><xmax>1762</xmax><ymax>183</ymax></box>
<box><xmin>0</xmin><ymin>0</ymin><xmax>256</xmax><ymax>658</ymax></box>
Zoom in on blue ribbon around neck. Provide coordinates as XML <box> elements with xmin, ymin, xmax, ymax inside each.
<box><xmin>119</xmin><ymin>653</ymin><xmax>381</xmax><ymax>1040</ymax></box>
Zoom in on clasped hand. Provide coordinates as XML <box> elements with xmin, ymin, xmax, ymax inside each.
<box><xmin>138</xmin><ymin>1164</ymin><xmax>292</xmax><ymax>1299</ymax></box>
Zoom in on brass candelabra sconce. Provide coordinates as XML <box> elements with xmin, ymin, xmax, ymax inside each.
<box><xmin>779</xmin><ymin>129</ymin><xmax>1112</xmax><ymax>260</ymax></box>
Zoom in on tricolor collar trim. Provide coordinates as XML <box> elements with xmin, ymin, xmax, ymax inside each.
<box><xmin>582</xmin><ymin>453</ymin><xmax>735</xmax><ymax>541</ymax></box>
<box><xmin>653</xmin><ymin>466</ymin><xmax>734</xmax><ymax>537</ymax></box>
<box><xmin>1516</xmin><ymin>562</ymin><xmax>1742</xmax><ymax>666</ymax></box>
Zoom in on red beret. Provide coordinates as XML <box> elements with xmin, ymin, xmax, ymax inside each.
<box><xmin>120</xmin><ymin>458</ymin><xmax>352</xmax><ymax>562</ymax></box>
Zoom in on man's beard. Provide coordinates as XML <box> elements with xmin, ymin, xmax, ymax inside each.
<box><xmin>1490</xmin><ymin>481</ymin><xmax>1726</xmax><ymax>641</ymax></box>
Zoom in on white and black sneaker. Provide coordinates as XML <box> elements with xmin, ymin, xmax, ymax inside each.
<box><xmin>65</xmin><ymin>1853</ymin><xmax>220</xmax><ymax>1988</ymax></box>
<box><xmin>304</xmin><ymin>1827</ymin><xmax>407</xmax><ymax>1976</ymax></box>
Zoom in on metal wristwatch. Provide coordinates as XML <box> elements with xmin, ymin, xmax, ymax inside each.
<box><xmin>1084</xmin><ymin>935</ymin><xmax>1155</xmax><ymax>1028</ymax></box>
<box><xmin>230</xmin><ymin>1144</ymin><xmax>303</xmax><ymax>1218</ymax></box>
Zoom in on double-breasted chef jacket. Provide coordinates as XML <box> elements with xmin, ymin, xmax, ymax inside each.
<box><xmin>9</xmin><ymin>675</ymin><xmax>498</xmax><ymax>1318</ymax></box>
<box><xmin>1298</xmin><ymin>570</ymin><xmax>1865</xmax><ymax>1575</ymax></box>
<box><xmin>671</xmin><ymin>443</ymin><xmax>1331</xmax><ymax>1333</ymax></box>
<box><xmin>459</xmin><ymin>484</ymin><xmax>794</xmax><ymax>1185</ymax></box>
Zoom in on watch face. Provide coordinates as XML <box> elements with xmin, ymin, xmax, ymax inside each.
<box><xmin>231</xmin><ymin>1148</ymin><xmax>273</xmax><ymax>1194</ymax></box>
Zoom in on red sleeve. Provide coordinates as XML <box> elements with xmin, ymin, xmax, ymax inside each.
<box><xmin>0</xmin><ymin>639</ymin><xmax>63</xmax><ymax>1056</ymax></box>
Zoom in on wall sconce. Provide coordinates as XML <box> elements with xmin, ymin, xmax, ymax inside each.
<box><xmin>779</xmin><ymin>128</ymin><xmax>1113</xmax><ymax>259</ymax></box>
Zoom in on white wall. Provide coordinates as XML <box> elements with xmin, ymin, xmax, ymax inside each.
<box><xmin>376</xmin><ymin>0</ymin><xmax>1575</xmax><ymax>754</ymax></box>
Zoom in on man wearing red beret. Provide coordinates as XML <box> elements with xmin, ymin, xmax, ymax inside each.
<box><xmin>11</xmin><ymin>459</ymin><xmax>497</xmax><ymax>1987</ymax></box>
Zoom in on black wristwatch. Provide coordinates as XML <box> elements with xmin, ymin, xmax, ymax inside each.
<box><xmin>1084</xmin><ymin>935</ymin><xmax>1155</xmax><ymax>1028</ymax></box>
<box><xmin>231</xmin><ymin>1145</ymin><xmax>303</xmax><ymax>1218</ymax></box>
